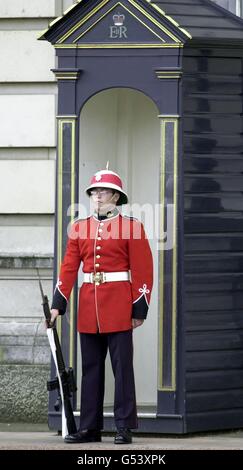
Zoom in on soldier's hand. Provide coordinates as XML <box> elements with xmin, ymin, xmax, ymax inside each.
<box><xmin>132</xmin><ymin>319</ymin><xmax>144</xmax><ymax>329</ymax></box>
<box><xmin>47</xmin><ymin>309</ymin><xmax>59</xmax><ymax>328</ymax></box>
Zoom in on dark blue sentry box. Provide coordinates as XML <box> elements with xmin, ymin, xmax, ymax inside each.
<box><xmin>39</xmin><ymin>0</ymin><xmax>243</xmax><ymax>434</ymax></box>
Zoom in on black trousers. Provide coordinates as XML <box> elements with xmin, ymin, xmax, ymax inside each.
<box><xmin>79</xmin><ymin>330</ymin><xmax>137</xmax><ymax>430</ymax></box>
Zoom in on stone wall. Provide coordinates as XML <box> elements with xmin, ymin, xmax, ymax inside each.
<box><xmin>0</xmin><ymin>0</ymin><xmax>76</xmax><ymax>423</ymax></box>
<box><xmin>0</xmin><ymin>255</ymin><xmax>53</xmax><ymax>422</ymax></box>
<box><xmin>0</xmin><ymin>365</ymin><xmax>49</xmax><ymax>423</ymax></box>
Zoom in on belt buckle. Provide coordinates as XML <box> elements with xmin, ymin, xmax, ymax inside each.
<box><xmin>93</xmin><ymin>272</ymin><xmax>104</xmax><ymax>286</ymax></box>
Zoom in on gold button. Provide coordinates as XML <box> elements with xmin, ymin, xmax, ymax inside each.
<box><xmin>97</xmin><ymin>237</ymin><xmax>102</xmax><ymax>241</ymax></box>
<box><xmin>98</xmin><ymin>229</ymin><xmax>103</xmax><ymax>233</ymax></box>
<box><xmin>100</xmin><ymin>223</ymin><xmax>104</xmax><ymax>227</ymax></box>
<box><xmin>96</xmin><ymin>255</ymin><xmax>101</xmax><ymax>259</ymax></box>
<box><xmin>95</xmin><ymin>263</ymin><xmax>100</xmax><ymax>268</ymax></box>
<box><xmin>96</xmin><ymin>246</ymin><xmax>101</xmax><ymax>250</ymax></box>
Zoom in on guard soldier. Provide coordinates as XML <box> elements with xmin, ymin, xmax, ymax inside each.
<box><xmin>50</xmin><ymin>167</ymin><xmax>153</xmax><ymax>444</ymax></box>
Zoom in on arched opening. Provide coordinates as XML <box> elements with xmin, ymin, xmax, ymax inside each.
<box><xmin>77</xmin><ymin>88</ymin><xmax>160</xmax><ymax>414</ymax></box>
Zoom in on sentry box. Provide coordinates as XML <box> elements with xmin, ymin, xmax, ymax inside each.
<box><xmin>40</xmin><ymin>0</ymin><xmax>243</xmax><ymax>434</ymax></box>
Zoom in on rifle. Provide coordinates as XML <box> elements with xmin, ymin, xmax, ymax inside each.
<box><xmin>38</xmin><ymin>273</ymin><xmax>77</xmax><ymax>438</ymax></box>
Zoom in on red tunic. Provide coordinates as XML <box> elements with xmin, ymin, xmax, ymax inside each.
<box><xmin>52</xmin><ymin>212</ymin><xmax>153</xmax><ymax>333</ymax></box>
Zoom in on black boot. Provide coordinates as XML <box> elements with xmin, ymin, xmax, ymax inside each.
<box><xmin>114</xmin><ymin>428</ymin><xmax>132</xmax><ymax>444</ymax></box>
<box><xmin>65</xmin><ymin>429</ymin><xmax>101</xmax><ymax>444</ymax></box>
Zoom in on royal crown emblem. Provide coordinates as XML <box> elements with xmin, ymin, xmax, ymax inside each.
<box><xmin>113</xmin><ymin>13</ymin><xmax>125</xmax><ymax>26</ymax></box>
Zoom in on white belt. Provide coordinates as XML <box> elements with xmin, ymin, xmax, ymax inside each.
<box><xmin>83</xmin><ymin>271</ymin><xmax>130</xmax><ymax>284</ymax></box>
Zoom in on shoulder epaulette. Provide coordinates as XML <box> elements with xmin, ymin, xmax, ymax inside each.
<box><xmin>122</xmin><ymin>214</ymin><xmax>138</xmax><ymax>221</ymax></box>
<box><xmin>73</xmin><ymin>215</ymin><xmax>91</xmax><ymax>223</ymax></box>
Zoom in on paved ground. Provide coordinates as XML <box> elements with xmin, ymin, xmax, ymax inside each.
<box><xmin>0</xmin><ymin>424</ymin><xmax>243</xmax><ymax>450</ymax></box>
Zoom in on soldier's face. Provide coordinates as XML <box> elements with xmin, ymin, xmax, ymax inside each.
<box><xmin>90</xmin><ymin>188</ymin><xmax>117</xmax><ymax>210</ymax></box>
